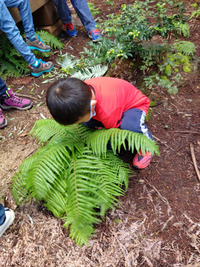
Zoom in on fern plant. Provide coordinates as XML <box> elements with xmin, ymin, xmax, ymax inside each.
<box><xmin>11</xmin><ymin>119</ymin><xmax>159</xmax><ymax>246</ymax></box>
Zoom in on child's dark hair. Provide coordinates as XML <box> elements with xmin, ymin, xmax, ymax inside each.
<box><xmin>46</xmin><ymin>78</ymin><xmax>92</xmax><ymax>125</ymax></box>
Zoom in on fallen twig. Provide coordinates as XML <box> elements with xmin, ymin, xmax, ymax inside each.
<box><xmin>15</xmin><ymin>93</ymin><xmax>42</xmax><ymax>102</ymax></box>
<box><xmin>170</xmin><ymin>130</ymin><xmax>200</xmax><ymax>135</ymax></box>
<box><xmin>190</xmin><ymin>143</ymin><xmax>200</xmax><ymax>182</ymax></box>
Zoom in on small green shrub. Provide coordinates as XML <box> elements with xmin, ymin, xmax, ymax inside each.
<box><xmin>11</xmin><ymin>119</ymin><xmax>159</xmax><ymax>246</ymax></box>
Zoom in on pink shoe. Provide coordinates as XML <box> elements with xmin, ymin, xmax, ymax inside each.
<box><xmin>0</xmin><ymin>108</ymin><xmax>7</xmax><ymax>128</ymax></box>
<box><xmin>132</xmin><ymin>150</ymin><xmax>152</xmax><ymax>169</ymax></box>
<box><xmin>0</xmin><ymin>89</ymin><xmax>33</xmax><ymax>110</ymax></box>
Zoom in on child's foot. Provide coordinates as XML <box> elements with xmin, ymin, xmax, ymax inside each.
<box><xmin>26</xmin><ymin>35</ymin><xmax>51</xmax><ymax>52</ymax></box>
<box><xmin>132</xmin><ymin>150</ymin><xmax>152</xmax><ymax>169</ymax></box>
<box><xmin>0</xmin><ymin>208</ymin><xmax>15</xmax><ymax>237</ymax></box>
<box><xmin>0</xmin><ymin>89</ymin><xmax>33</xmax><ymax>110</ymax></box>
<box><xmin>30</xmin><ymin>59</ymin><xmax>54</xmax><ymax>77</ymax></box>
<box><xmin>88</xmin><ymin>29</ymin><xmax>102</xmax><ymax>42</ymax></box>
<box><xmin>0</xmin><ymin>108</ymin><xmax>7</xmax><ymax>128</ymax></box>
<box><xmin>63</xmin><ymin>22</ymin><xmax>77</xmax><ymax>37</ymax></box>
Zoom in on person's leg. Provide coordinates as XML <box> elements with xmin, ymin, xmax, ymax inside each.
<box><xmin>70</xmin><ymin>0</ymin><xmax>96</xmax><ymax>33</ymax></box>
<box><xmin>0</xmin><ymin>0</ymin><xmax>36</xmax><ymax>65</ymax></box>
<box><xmin>53</xmin><ymin>0</ymin><xmax>77</xmax><ymax>37</ymax></box>
<box><xmin>0</xmin><ymin>77</ymin><xmax>8</xmax><ymax>96</ymax></box>
<box><xmin>0</xmin><ymin>76</ymin><xmax>33</xmax><ymax>128</ymax></box>
<box><xmin>5</xmin><ymin>0</ymin><xmax>35</xmax><ymax>38</ymax></box>
<box><xmin>120</xmin><ymin>108</ymin><xmax>153</xmax><ymax>169</ymax></box>
<box><xmin>120</xmin><ymin>108</ymin><xmax>153</xmax><ymax>139</ymax></box>
<box><xmin>5</xmin><ymin>0</ymin><xmax>51</xmax><ymax>52</ymax></box>
<box><xmin>0</xmin><ymin>204</ymin><xmax>5</xmax><ymax>225</ymax></box>
<box><xmin>0</xmin><ymin>2</ymin><xmax>53</xmax><ymax>75</ymax></box>
<box><xmin>0</xmin><ymin>78</ymin><xmax>8</xmax><ymax>128</ymax></box>
<box><xmin>53</xmin><ymin>0</ymin><xmax>72</xmax><ymax>24</ymax></box>
<box><xmin>71</xmin><ymin>0</ymin><xmax>102</xmax><ymax>41</ymax></box>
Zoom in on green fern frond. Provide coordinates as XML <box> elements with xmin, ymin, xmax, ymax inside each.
<box><xmin>173</xmin><ymin>41</ymin><xmax>196</xmax><ymax>56</ymax></box>
<box><xmin>87</xmin><ymin>128</ymin><xmax>159</xmax><ymax>157</ymax></box>
<box><xmin>35</xmin><ymin>30</ymin><xmax>64</xmax><ymax>50</ymax></box>
<box><xmin>174</xmin><ymin>22</ymin><xmax>190</xmax><ymax>37</ymax></box>
<box><xmin>0</xmin><ymin>33</ymin><xmax>28</xmax><ymax>77</ymax></box>
<box><xmin>71</xmin><ymin>65</ymin><xmax>108</xmax><ymax>80</ymax></box>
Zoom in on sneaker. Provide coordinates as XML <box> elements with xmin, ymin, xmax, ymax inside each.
<box><xmin>0</xmin><ymin>208</ymin><xmax>15</xmax><ymax>237</ymax></box>
<box><xmin>88</xmin><ymin>29</ymin><xmax>102</xmax><ymax>42</ymax></box>
<box><xmin>30</xmin><ymin>59</ymin><xmax>54</xmax><ymax>77</ymax></box>
<box><xmin>26</xmin><ymin>35</ymin><xmax>51</xmax><ymax>52</ymax></box>
<box><xmin>132</xmin><ymin>150</ymin><xmax>152</xmax><ymax>169</ymax></box>
<box><xmin>0</xmin><ymin>89</ymin><xmax>33</xmax><ymax>110</ymax></box>
<box><xmin>63</xmin><ymin>23</ymin><xmax>77</xmax><ymax>37</ymax></box>
<box><xmin>0</xmin><ymin>108</ymin><xmax>7</xmax><ymax>128</ymax></box>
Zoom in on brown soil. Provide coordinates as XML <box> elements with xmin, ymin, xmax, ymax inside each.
<box><xmin>0</xmin><ymin>1</ymin><xmax>200</xmax><ymax>266</ymax></box>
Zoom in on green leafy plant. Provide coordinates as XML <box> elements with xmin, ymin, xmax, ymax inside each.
<box><xmin>87</xmin><ymin>2</ymin><xmax>100</xmax><ymax>16</ymax></box>
<box><xmin>79</xmin><ymin>0</ymin><xmax>195</xmax><ymax>94</ymax></box>
<box><xmin>58</xmin><ymin>52</ymin><xmax>108</xmax><ymax>80</ymax></box>
<box><xmin>11</xmin><ymin>119</ymin><xmax>159</xmax><ymax>246</ymax></box>
<box><xmin>0</xmin><ymin>33</ymin><xmax>29</xmax><ymax>78</ymax></box>
<box><xmin>0</xmin><ymin>30</ymin><xmax>63</xmax><ymax>78</ymax></box>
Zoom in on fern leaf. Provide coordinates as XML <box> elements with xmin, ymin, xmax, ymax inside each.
<box><xmin>87</xmin><ymin>128</ymin><xmax>159</xmax><ymax>157</ymax></box>
<box><xmin>71</xmin><ymin>65</ymin><xmax>108</xmax><ymax>80</ymax></box>
<box><xmin>35</xmin><ymin>30</ymin><xmax>64</xmax><ymax>50</ymax></box>
<box><xmin>173</xmin><ymin>41</ymin><xmax>196</xmax><ymax>56</ymax></box>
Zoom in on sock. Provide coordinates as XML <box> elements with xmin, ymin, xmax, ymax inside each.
<box><xmin>31</xmin><ymin>59</ymin><xmax>40</xmax><ymax>68</ymax></box>
<box><xmin>27</xmin><ymin>35</ymin><xmax>37</xmax><ymax>41</ymax></box>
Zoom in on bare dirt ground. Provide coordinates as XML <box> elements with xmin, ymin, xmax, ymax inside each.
<box><xmin>0</xmin><ymin>0</ymin><xmax>200</xmax><ymax>266</ymax></box>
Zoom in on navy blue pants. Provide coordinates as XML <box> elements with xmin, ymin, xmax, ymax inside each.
<box><xmin>0</xmin><ymin>77</ymin><xmax>8</xmax><ymax>96</ymax></box>
<box><xmin>0</xmin><ymin>203</ymin><xmax>5</xmax><ymax>225</ymax></box>
<box><xmin>85</xmin><ymin>108</ymin><xmax>153</xmax><ymax>139</ymax></box>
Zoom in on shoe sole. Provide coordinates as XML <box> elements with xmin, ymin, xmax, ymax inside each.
<box><xmin>31</xmin><ymin>64</ymin><xmax>54</xmax><ymax>77</ymax></box>
<box><xmin>88</xmin><ymin>35</ymin><xmax>102</xmax><ymax>42</ymax></box>
<box><xmin>0</xmin><ymin>103</ymin><xmax>33</xmax><ymax>111</ymax></box>
<box><xmin>28</xmin><ymin>46</ymin><xmax>51</xmax><ymax>52</ymax></box>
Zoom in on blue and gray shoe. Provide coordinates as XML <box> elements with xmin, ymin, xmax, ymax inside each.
<box><xmin>26</xmin><ymin>35</ymin><xmax>51</xmax><ymax>52</ymax></box>
<box><xmin>30</xmin><ymin>59</ymin><xmax>54</xmax><ymax>77</ymax></box>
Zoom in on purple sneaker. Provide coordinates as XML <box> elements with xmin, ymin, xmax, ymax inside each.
<box><xmin>0</xmin><ymin>108</ymin><xmax>7</xmax><ymax>128</ymax></box>
<box><xmin>0</xmin><ymin>89</ymin><xmax>33</xmax><ymax>110</ymax></box>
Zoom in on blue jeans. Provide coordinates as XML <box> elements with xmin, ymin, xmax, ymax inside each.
<box><xmin>0</xmin><ymin>204</ymin><xmax>5</xmax><ymax>225</ymax></box>
<box><xmin>85</xmin><ymin>108</ymin><xmax>153</xmax><ymax>139</ymax></box>
<box><xmin>0</xmin><ymin>0</ymin><xmax>36</xmax><ymax>65</ymax></box>
<box><xmin>0</xmin><ymin>77</ymin><xmax>8</xmax><ymax>96</ymax></box>
<box><xmin>53</xmin><ymin>0</ymin><xmax>96</xmax><ymax>33</ymax></box>
<box><xmin>120</xmin><ymin>108</ymin><xmax>153</xmax><ymax>139</ymax></box>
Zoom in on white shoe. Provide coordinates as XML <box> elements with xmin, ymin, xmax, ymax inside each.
<box><xmin>0</xmin><ymin>208</ymin><xmax>15</xmax><ymax>237</ymax></box>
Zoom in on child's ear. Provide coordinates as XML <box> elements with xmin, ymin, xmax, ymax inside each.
<box><xmin>92</xmin><ymin>100</ymin><xmax>97</xmax><ymax>107</ymax></box>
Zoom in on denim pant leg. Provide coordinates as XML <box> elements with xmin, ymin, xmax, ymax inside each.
<box><xmin>0</xmin><ymin>0</ymin><xmax>36</xmax><ymax>65</ymax></box>
<box><xmin>53</xmin><ymin>0</ymin><xmax>96</xmax><ymax>33</ymax></box>
<box><xmin>71</xmin><ymin>0</ymin><xmax>96</xmax><ymax>33</ymax></box>
<box><xmin>53</xmin><ymin>0</ymin><xmax>72</xmax><ymax>24</ymax></box>
<box><xmin>120</xmin><ymin>108</ymin><xmax>153</xmax><ymax>140</ymax></box>
<box><xmin>0</xmin><ymin>204</ymin><xmax>5</xmax><ymax>225</ymax></box>
<box><xmin>5</xmin><ymin>0</ymin><xmax>35</xmax><ymax>38</ymax></box>
<box><xmin>0</xmin><ymin>77</ymin><xmax>8</xmax><ymax>96</ymax></box>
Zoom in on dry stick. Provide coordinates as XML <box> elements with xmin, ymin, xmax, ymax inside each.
<box><xmin>15</xmin><ymin>93</ymin><xmax>41</xmax><ymax>102</ymax></box>
<box><xmin>190</xmin><ymin>143</ymin><xmax>200</xmax><ymax>182</ymax></box>
<box><xmin>170</xmin><ymin>130</ymin><xmax>200</xmax><ymax>135</ymax></box>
